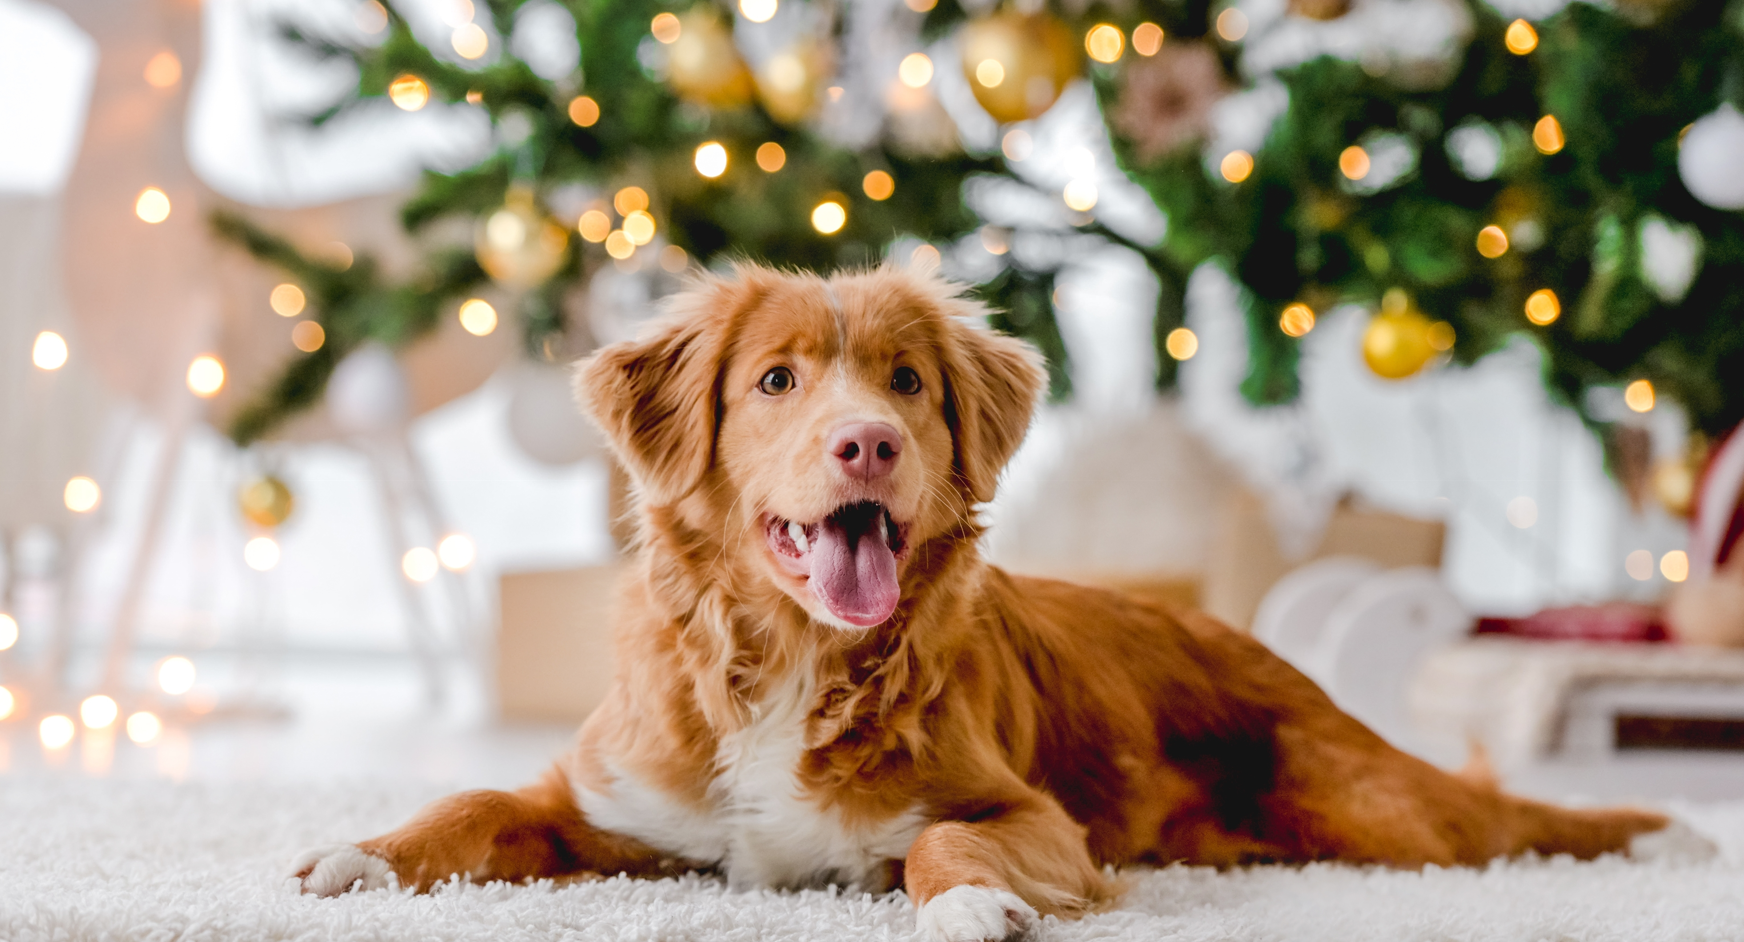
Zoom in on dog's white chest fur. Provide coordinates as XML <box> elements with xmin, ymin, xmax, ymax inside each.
<box><xmin>579</xmin><ymin>673</ymin><xmax>926</xmax><ymax>890</ymax></box>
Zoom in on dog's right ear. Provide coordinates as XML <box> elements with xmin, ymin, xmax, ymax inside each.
<box><xmin>574</xmin><ymin>293</ymin><xmax>730</xmax><ymax>507</ymax></box>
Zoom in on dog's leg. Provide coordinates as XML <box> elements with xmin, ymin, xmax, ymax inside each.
<box><xmin>905</xmin><ymin>793</ymin><xmax>1107</xmax><ymax>942</ymax></box>
<box><xmin>294</xmin><ymin>766</ymin><xmax>676</xmax><ymax>895</ymax></box>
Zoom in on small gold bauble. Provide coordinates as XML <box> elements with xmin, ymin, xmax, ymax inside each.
<box><xmin>1362</xmin><ymin>290</ymin><xmax>1437</xmax><ymax>380</ymax></box>
<box><xmin>1289</xmin><ymin>0</ymin><xmax>1352</xmax><ymax>19</ymax></box>
<box><xmin>238</xmin><ymin>475</ymin><xmax>295</xmax><ymax>528</ymax></box>
<box><xmin>474</xmin><ymin>187</ymin><xmax>570</xmax><ymax>289</ymax></box>
<box><xmin>667</xmin><ymin>8</ymin><xmax>755</xmax><ymax>108</ymax></box>
<box><xmin>958</xmin><ymin>11</ymin><xmax>1081</xmax><ymax>124</ymax></box>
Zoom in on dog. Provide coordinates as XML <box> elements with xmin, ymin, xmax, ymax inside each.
<box><xmin>295</xmin><ymin>264</ymin><xmax>1672</xmax><ymax>941</ymax></box>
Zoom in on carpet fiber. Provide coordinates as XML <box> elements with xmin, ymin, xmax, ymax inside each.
<box><xmin>5</xmin><ymin>776</ymin><xmax>1744</xmax><ymax>941</ymax></box>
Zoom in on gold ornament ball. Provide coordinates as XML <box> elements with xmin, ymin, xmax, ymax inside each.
<box><xmin>1289</xmin><ymin>0</ymin><xmax>1352</xmax><ymax>19</ymax></box>
<box><xmin>238</xmin><ymin>475</ymin><xmax>295</xmax><ymax>528</ymax></box>
<box><xmin>475</xmin><ymin>188</ymin><xmax>570</xmax><ymax>290</ymax></box>
<box><xmin>667</xmin><ymin>9</ymin><xmax>754</xmax><ymax>108</ymax></box>
<box><xmin>959</xmin><ymin>11</ymin><xmax>1081</xmax><ymax>124</ymax></box>
<box><xmin>1362</xmin><ymin>292</ymin><xmax>1438</xmax><ymax>380</ymax></box>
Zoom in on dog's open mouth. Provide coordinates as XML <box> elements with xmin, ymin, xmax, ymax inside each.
<box><xmin>767</xmin><ymin>501</ymin><xmax>908</xmax><ymax>628</ymax></box>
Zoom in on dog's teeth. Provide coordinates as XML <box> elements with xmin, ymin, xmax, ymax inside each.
<box><xmin>788</xmin><ymin>521</ymin><xmax>809</xmax><ymax>554</ymax></box>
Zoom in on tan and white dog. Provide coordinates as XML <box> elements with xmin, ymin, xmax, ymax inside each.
<box><xmin>295</xmin><ymin>265</ymin><xmax>1671</xmax><ymax>942</ymax></box>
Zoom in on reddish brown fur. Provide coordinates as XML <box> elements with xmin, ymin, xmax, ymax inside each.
<box><xmin>303</xmin><ymin>265</ymin><xmax>1667</xmax><ymax>925</ymax></box>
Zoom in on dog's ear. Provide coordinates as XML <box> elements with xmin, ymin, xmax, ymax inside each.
<box><xmin>574</xmin><ymin>294</ymin><xmax>731</xmax><ymax>506</ymax></box>
<box><xmin>941</xmin><ymin>321</ymin><xmax>1048</xmax><ymax>504</ymax></box>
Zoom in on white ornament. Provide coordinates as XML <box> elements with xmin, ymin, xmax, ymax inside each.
<box><xmin>1638</xmin><ymin>216</ymin><xmax>1702</xmax><ymax>303</ymax></box>
<box><xmin>327</xmin><ymin>343</ymin><xmax>410</xmax><ymax>435</ymax></box>
<box><xmin>505</xmin><ymin>363</ymin><xmax>604</xmax><ymax>467</ymax></box>
<box><xmin>1678</xmin><ymin>104</ymin><xmax>1744</xmax><ymax>210</ymax></box>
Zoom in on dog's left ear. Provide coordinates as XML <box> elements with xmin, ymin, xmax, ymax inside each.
<box><xmin>574</xmin><ymin>296</ymin><xmax>730</xmax><ymax>506</ymax></box>
<box><xmin>941</xmin><ymin>321</ymin><xmax>1048</xmax><ymax>504</ymax></box>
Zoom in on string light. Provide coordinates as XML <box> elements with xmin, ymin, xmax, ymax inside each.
<box><xmin>980</xmin><ymin>226</ymin><xmax>1009</xmax><ymax>255</ymax></box>
<box><xmin>244</xmin><ymin>536</ymin><xmax>281</xmax><ymax>572</ymax></box>
<box><xmin>651</xmin><ymin>13</ymin><xmax>681</xmax><ymax>42</ymax></box>
<box><xmin>458</xmin><ymin>298</ymin><xmax>498</xmax><ymax>335</ymax></box>
<box><xmin>1132</xmin><ymin>23</ymin><xmax>1164</xmax><ymax>56</ymax></box>
<box><xmin>578</xmin><ymin>209</ymin><xmax>612</xmax><ymax>242</ymax></box>
<box><xmin>910</xmin><ymin>244</ymin><xmax>941</xmax><ymax>269</ymax></box>
<box><xmin>863</xmin><ymin>171</ymin><xmax>895</xmax><ymax>201</ymax></box>
<box><xmin>623</xmin><ymin>210</ymin><xmax>657</xmax><ymax>245</ymax></box>
<box><xmin>1280</xmin><ymin>303</ymin><xmax>1316</xmax><ymax>337</ymax></box>
<box><xmin>402</xmin><ymin>547</ymin><xmax>439</xmax><ymax>582</ymax></box>
<box><xmin>1525</xmin><ymin>288</ymin><xmax>1560</xmax><ymax>325</ymax></box>
<box><xmin>270</xmin><ymin>283</ymin><xmax>306</xmax><ymax>317</ymax></box>
<box><xmin>135</xmin><ymin>187</ymin><xmax>171</xmax><ymax>224</ymax></box>
<box><xmin>898</xmin><ymin>53</ymin><xmax>934</xmax><ymax>88</ymax></box>
<box><xmin>605</xmin><ymin>231</ymin><xmax>635</xmax><ymax>259</ymax></box>
<box><xmin>33</xmin><ymin>331</ymin><xmax>68</xmax><ymax>370</ymax></box>
<box><xmin>740</xmin><ymin>0</ymin><xmax>777</xmax><ymax>23</ymax></box>
<box><xmin>567</xmin><ymin>95</ymin><xmax>599</xmax><ymax>127</ymax></box>
<box><xmin>1339</xmin><ymin>146</ymin><xmax>1370</xmax><ymax>180</ymax></box>
<box><xmin>291</xmin><ymin>321</ymin><xmax>325</xmax><ymax>352</ymax></box>
<box><xmin>389</xmin><ymin>74</ymin><xmax>430</xmax><ymax>111</ymax></box>
<box><xmin>40</xmin><ymin>715</ymin><xmax>75</xmax><ymax>749</ymax></box>
<box><xmin>1662</xmin><ymin>550</ymin><xmax>1690</xmax><ymax>583</ymax></box>
<box><xmin>1507</xmin><ymin>496</ymin><xmax>1537</xmax><ymax>528</ymax></box>
<box><xmin>452</xmin><ymin>23</ymin><xmax>488</xmax><ymax>59</ymax></box>
<box><xmin>1476</xmin><ymin>225</ymin><xmax>1509</xmax><ymax>258</ymax></box>
<box><xmin>187</xmin><ymin>355</ymin><xmax>225</xmax><ymax>397</ymax></box>
<box><xmin>1165</xmin><ymin>328</ymin><xmax>1199</xmax><ymax>360</ymax></box>
<box><xmin>1085</xmin><ymin>25</ymin><xmax>1124</xmax><ymax>63</ymax></box>
<box><xmin>1624</xmin><ymin>378</ymin><xmax>1655</xmax><ymax>413</ymax></box>
<box><xmin>974</xmin><ymin>59</ymin><xmax>1005</xmax><ymax>88</ymax></box>
<box><xmin>1062</xmin><ymin>180</ymin><xmax>1098</xmax><ymax>211</ymax></box>
<box><xmin>904</xmin><ymin>0</ymin><xmax>936</xmax><ymax>10</ymax></box>
<box><xmin>1001</xmin><ymin>129</ymin><xmax>1033</xmax><ymax>162</ymax></box>
<box><xmin>144</xmin><ymin>50</ymin><xmax>182</xmax><ymax>88</ymax></box>
<box><xmin>0</xmin><ymin>685</ymin><xmax>13</xmax><ymax>720</ymax></box>
<box><xmin>660</xmin><ymin>245</ymin><xmax>690</xmax><ymax>272</ymax></box>
<box><xmin>1533</xmin><ymin>115</ymin><xmax>1565</xmax><ymax>154</ymax></box>
<box><xmin>354</xmin><ymin>0</ymin><xmax>388</xmax><ymax>34</ymax></box>
<box><xmin>440</xmin><ymin>0</ymin><xmax>474</xmax><ymax>26</ymax></box>
<box><xmin>158</xmin><ymin>656</ymin><xmax>196</xmax><ymax>695</ymax></box>
<box><xmin>1427</xmin><ymin>321</ymin><xmax>1456</xmax><ymax>352</ymax></box>
<box><xmin>63</xmin><ymin>476</ymin><xmax>100</xmax><ymax>513</ymax></box>
<box><xmin>1215</xmin><ymin>8</ymin><xmax>1248</xmax><ymax>41</ymax></box>
<box><xmin>695</xmin><ymin>142</ymin><xmax>728</xmax><ymax>178</ymax></box>
<box><xmin>438</xmin><ymin>534</ymin><xmax>476</xmax><ymax>571</ymax></box>
<box><xmin>0</xmin><ymin>612</ymin><xmax>16</xmax><ymax>651</ymax></box>
<box><xmin>1625</xmin><ymin>549</ymin><xmax>1654</xmax><ymax>581</ymax></box>
<box><xmin>126</xmin><ymin>711</ymin><xmax>162</xmax><ymax>744</ymax></box>
<box><xmin>80</xmin><ymin>695</ymin><xmax>118</xmax><ymax>730</ymax></box>
<box><xmin>756</xmin><ymin>142</ymin><xmax>787</xmax><ymax>172</ymax></box>
<box><xmin>1220</xmin><ymin>151</ymin><xmax>1254</xmax><ymax>183</ymax></box>
<box><xmin>325</xmin><ymin>242</ymin><xmax>354</xmax><ymax>270</ymax></box>
<box><xmin>1504</xmin><ymin>19</ymin><xmax>1538</xmax><ymax>55</ymax></box>
<box><xmin>812</xmin><ymin>200</ymin><xmax>847</xmax><ymax>234</ymax></box>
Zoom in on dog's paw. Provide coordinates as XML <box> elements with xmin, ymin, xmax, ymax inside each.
<box><xmin>917</xmin><ymin>885</ymin><xmax>1037</xmax><ymax>942</ymax></box>
<box><xmin>292</xmin><ymin>844</ymin><xmax>395</xmax><ymax>896</ymax></box>
<box><xmin>1630</xmin><ymin>818</ymin><xmax>1719</xmax><ymax>864</ymax></box>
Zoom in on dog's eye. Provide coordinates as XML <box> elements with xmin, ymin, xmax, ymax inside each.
<box><xmin>759</xmin><ymin>367</ymin><xmax>796</xmax><ymax>396</ymax></box>
<box><xmin>891</xmin><ymin>366</ymin><xmax>922</xmax><ymax>395</ymax></box>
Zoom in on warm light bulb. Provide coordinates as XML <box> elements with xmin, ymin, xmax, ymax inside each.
<box><xmin>694</xmin><ymin>142</ymin><xmax>728</xmax><ymax>178</ymax></box>
<box><xmin>905</xmin><ymin>0</ymin><xmax>936</xmax><ymax>10</ymax></box>
<box><xmin>40</xmin><ymin>714</ymin><xmax>75</xmax><ymax>749</ymax></box>
<box><xmin>402</xmin><ymin>547</ymin><xmax>439</xmax><ymax>583</ymax></box>
<box><xmin>32</xmin><ymin>331</ymin><xmax>68</xmax><ymax>370</ymax></box>
<box><xmin>1504</xmin><ymin>19</ymin><xmax>1538</xmax><ymax>55</ymax></box>
<box><xmin>1533</xmin><ymin>115</ymin><xmax>1564</xmax><ymax>155</ymax></box>
<box><xmin>614</xmin><ymin>186</ymin><xmax>649</xmax><ymax>215</ymax></box>
<box><xmin>0</xmin><ymin>613</ymin><xmax>16</xmax><ymax>651</ymax></box>
<box><xmin>244</xmin><ymin>536</ymin><xmax>281</xmax><ymax>572</ymax></box>
<box><xmin>1132</xmin><ymin>23</ymin><xmax>1164</xmax><ymax>56</ymax></box>
<box><xmin>438</xmin><ymin>533</ymin><xmax>476</xmax><ymax>571</ymax></box>
<box><xmin>811</xmin><ymin>201</ymin><xmax>847</xmax><ymax>234</ymax></box>
<box><xmin>80</xmin><ymin>695</ymin><xmax>118</xmax><ymax>730</ymax></box>
<box><xmin>1427</xmin><ymin>321</ymin><xmax>1455</xmax><ymax>352</ymax></box>
<box><xmin>158</xmin><ymin>656</ymin><xmax>196</xmax><ymax>695</ymax></box>
<box><xmin>568</xmin><ymin>95</ymin><xmax>600</xmax><ymax>127</ymax></box>
<box><xmin>452</xmin><ymin>23</ymin><xmax>488</xmax><ymax>59</ymax></box>
<box><xmin>0</xmin><ymin>685</ymin><xmax>13</xmax><ymax>720</ymax></box>
<box><xmin>1280</xmin><ymin>303</ymin><xmax>1316</xmax><ymax>338</ymax></box>
<box><xmin>909</xmin><ymin>244</ymin><xmax>941</xmax><ymax>269</ymax></box>
<box><xmin>389</xmin><ymin>74</ymin><xmax>430</xmax><ymax>111</ymax></box>
<box><xmin>270</xmin><ymin>283</ymin><xmax>306</xmax><ymax>317</ymax></box>
<box><xmin>63</xmin><ymin>476</ymin><xmax>100</xmax><ymax>513</ymax></box>
<box><xmin>1085</xmin><ymin>25</ymin><xmax>1124</xmax><ymax>63</ymax></box>
<box><xmin>1339</xmin><ymin>146</ymin><xmax>1370</xmax><ymax>180</ymax></box>
<box><xmin>1220</xmin><ymin>151</ymin><xmax>1254</xmax><ymax>183</ymax></box>
<box><xmin>651</xmin><ymin>13</ymin><xmax>681</xmax><ymax>42</ymax></box>
<box><xmin>756</xmin><ymin>142</ymin><xmax>787</xmax><ymax>172</ymax></box>
<box><xmin>1625</xmin><ymin>549</ymin><xmax>1654</xmax><ymax>581</ymax></box>
<box><xmin>291</xmin><ymin>321</ymin><xmax>325</xmax><ymax>353</ymax></box>
<box><xmin>1062</xmin><ymin>180</ymin><xmax>1098</xmax><ymax>212</ymax></box>
<box><xmin>862</xmin><ymin>171</ymin><xmax>895</xmax><ymax>201</ymax></box>
<box><xmin>578</xmin><ymin>210</ymin><xmax>611</xmax><ymax>242</ymax></box>
<box><xmin>660</xmin><ymin>245</ymin><xmax>690</xmax><ymax>273</ymax></box>
<box><xmin>980</xmin><ymin>227</ymin><xmax>1010</xmax><ymax>256</ymax></box>
<box><xmin>740</xmin><ymin>0</ymin><xmax>778</xmax><ymax>22</ymax></box>
<box><xmin>1165</xmin><ymin>327</ymin><xmax>1199</xmax><ymax>360</ymax></box>
<box><xmin>144</xmin><ymin>50</ymin><xmax>182</xmax><ymax>88</ymax></box>
<box><xmin>1662</xmin><ymin>550</ymin><xmax>1690</xmax><ymax>583</ymax></box>
<box><xmin>354</xmin><ymin>0</ymin><xmax>388</xmax><ymax>34</ymax></box>
<box><xmin>623</xmin><ymin>210</ymin><xmax>657</xmax><ymax>245</ymax></box>
<box><xmin>1215</xmin><ymin>8</ymin><xmax>1248</xmax><ymax>41</ymax></box>
<box><xmin>135</xmin><ymin>187</ymin><xmax>171</xmax><ymax>224</ymax></box>
<box><xmin>1524</xmin><ymin>288</ymin><xmax>1560</xmax><ymax>325</ymax></box>
<box><xmin>974</xmin><ymin>59</ymin><xmax>1005</xmax><ymax>88</ymax></box>
<box><xmin>187</xmin><ymin>355</ymin><xmax>225</xmax><ymax>397</ymax></box>
<box><xmin>1624</xmin><ymin>379</ymin><xmax>1655</xmax><ymax>413</ymax></box>
<box><xmin>458</xmin><ymin>299</ymin><xmax>498</xmax><ymax>336</ymax></box>
<box><xmin>1476</xmin><ymin>225</ymin><xmax>1509</xmax><ymax>258</ymax></box>
<box><xmin>1002</xmin><ymin>129</ymin><xmax>1033</xmax><ymax>162</ymax></box>
<box><xmin>126</xmin><ymin>711</ymin><xmax>162</xmax><ymax>744</ymax></box>
<box><xmin>604</xmin><ymin>231</ymin><xmax>636</xmax><ymax>260</ymax></box>
<box><xmin>898</xmin><ymin>53</ymin><xmax>934</xmax><ymax>88</ymax></box>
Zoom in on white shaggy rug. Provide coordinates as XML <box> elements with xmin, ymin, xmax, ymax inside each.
<box><xmin>6</xmin><ymin>776</ymin><xmax>1744</xmax><ymax>941</ymax></box>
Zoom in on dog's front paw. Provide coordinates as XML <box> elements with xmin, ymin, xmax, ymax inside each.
<box><xmin>917</xmin><ymin>885</ymin><xmax>1038</xmax><ymax>942</ymax></box>
<box><xmin>1630</xmin><ymin>818</ymin><xmax>1719</xmax><ymax>864</ymax></box>
<box><xmin>292</xmin><ymin>844</ymin><xmax>395</xmax><ymax>896</ymax></box>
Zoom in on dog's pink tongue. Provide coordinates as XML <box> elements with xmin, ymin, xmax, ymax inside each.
<box><xmin>810</xmin><ymin>516</ymin><xmax>898</xmax><ymax>627</ymax></box>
